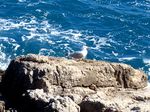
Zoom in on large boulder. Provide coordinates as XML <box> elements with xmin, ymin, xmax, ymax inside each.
<box><xmin>0</xmin><ymin>69</ymin><xmax>5</xmax><ymax>112</ymax></box>
<box><xmin>0</xmin><ymin>69</ymin><xmax>18</xmax><ymax>112</ymax></box>
<box><xmin>1</xmin><ymin>54</ymin><xmax>149</xmax><ymax>112</ymax></box>
<box><xmin>80</xmin><ymin>86</ymin><xmax>150</xmax><ymax>112</ymax></box>
<box><xmin>25</xmin><ymin>89</ymin><xmax>80</xmax><ymax>112</ymax></box>
<box><xmin>0</xmin><ymin>69</ymin><xmax>4</xmax><ymax>83</ymax></box>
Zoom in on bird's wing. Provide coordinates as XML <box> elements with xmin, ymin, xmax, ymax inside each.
<box><xmin>69</xmin><ymin>52</ymin><xmax>84</xmax><ymax>59</ymax></box>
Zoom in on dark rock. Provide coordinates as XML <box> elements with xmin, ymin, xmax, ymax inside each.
<box><xmin>25</xmin><ymin>89</ymin><xmax>80</xmax><ymax>112</ymax></box>
<box><xmin>1</xmin><ymin>54</ymin><xmax>150</xmax><ymax>112</ymax></box>
<box><xmin>131</xmin><ymin>107</ymin><xmax>141</xmax><ymax>112</ymax></box>
<box><xmin>0</xmin><ymin>69</ymin><xmax>4</xmax><ymax>83</ymax></box>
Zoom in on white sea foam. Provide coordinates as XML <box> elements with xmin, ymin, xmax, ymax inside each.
<box><xmin>118</xmin><ymin>57</ymin><xmax>137</xmax><ymax>61</ymax></box>
<box><xmin>0</xmin><ymin>17</ymin><xmax>112</xmax><ymax>70</ymax></box>
<box><xmin>112</xmin><ymin>51</ymin><xmax>118</xmax><ymax>56</ymax></box>
<box><xmin>0</xmin><ymin>48</ymin><xmax>6</xmax><ymax>61</ymax></box>
<box><xmin>0</xmin><ymin>62</ymin><xmax>10</xmax><ymax>70</ymax></box>
<box><xmin>0</xmin><ymin>47</ymin><xmax>11</xmax><ymax>70</ymax></box>
<box><xmin>143</xmin><ymin>58</ymin><xmax>150</xmax><ymax>77</ymax></box>
<box><xmin>39</xmin><ymin>48</ymin><xmax>55</xmax><ymax>56</ymax></box>
<box><xmin>0</xmin><ymin>37</ymin><xmax>20</xmax><ymax>70</ymax></box>
<box><xmin>0</xmin><ymin>19</ymin><xmax>23</xmax><ymax>31</ymax></box>
<box><xmin>87</xmin><ymin>36</ymin><xmax>111</xmax><ymax>50</ymax></box>
<box><xmin>14</xmin><ymin>44</ymin><xmax>20</xmax><ymax>51</ymax></box>
<box><xmin>143</xmin><ymin>58</ymin><xmax>150</xmax><ymax>65</ymax></box>
<box><xmin>0</xmin><ymin>17</ymin><xmax>111</xmax><ymax>50</ymax></box>
<box><xmin>18</xmin><ymin>0</ymin><xmax>26</xmax><ymax>2</ymax></box>
<box><xmin>0</xmin><ymin>37</ymin><xmax>20</xmax><ymax>51</ymax></box>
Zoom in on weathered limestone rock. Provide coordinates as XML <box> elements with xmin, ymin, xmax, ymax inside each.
<box><xmin>80</xmin><ymin>86</ymin><xmax>150</xmax><ymax>112</ymax></box>
<box><xmin>1</xmin><ymin>54</ymin><xmax>149</xmax><ymax>112</ymax></box>
<box><xmin>25</xmin><ymin>89</ymin><xmax>80</xmax><ymax>112</ymax></box>
<box><xmin>2</xmin><ymin>54</ymin><xmax>147</xmax><ymax>91</ymax></box>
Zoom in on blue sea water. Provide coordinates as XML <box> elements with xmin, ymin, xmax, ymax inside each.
<box><xmin>0</xmin><ymin>0</ymin><xmax>150</xmax><ymax>79</ymax></box>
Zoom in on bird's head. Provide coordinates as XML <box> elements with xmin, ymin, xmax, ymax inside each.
<box><xmin>82</xmin><ymin>45</ymin><xmax>88</xmax><ymax>50</ymax></box>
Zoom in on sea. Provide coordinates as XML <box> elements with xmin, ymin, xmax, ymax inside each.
<box><xmin>0</xmin><ymin>0</ymin><xmax>150</xmax><ymax>80</ymax></box>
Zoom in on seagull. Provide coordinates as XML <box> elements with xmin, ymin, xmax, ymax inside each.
<box><xmin>68</xmin><ymin>46</ymin><xmax>88</xmax><ymax>59</ymax></box>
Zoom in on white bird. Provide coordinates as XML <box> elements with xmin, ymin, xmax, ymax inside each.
<box><xmin>68</xmin><ymin>46</ymin><xmax>88</xmax><ymax>59</ymax></box>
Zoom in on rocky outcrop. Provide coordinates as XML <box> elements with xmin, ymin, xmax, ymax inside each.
<box><xmin>0</xmin><ymin>96</ymin><xmax>5</xmax><ymax>112</ymax></box>
<box><xmin>0</xmin><ymin>69</ymin><xmax>18</xmax><ymax>112</ymax></box>
<box><xmin>80</xmin><ymin>86</ymin><xmax>150</xmax><ymax>112</ymax></box>
<box><xmin>1</xmin><ymin>54</ymin><xmax>150</xmax><ymax>112</ymax></box>
<box><xmin>25</xmin><ymin>89</ymin><xmax>80</xmax><ymax>112</ymax></box>
<box><xmin>0</xmin><ymin>69</ymin><xmax>5</xmax><ymax>112</ymax></box>
<box><xmin>0</xmin><ymin>69</ymin><xmax>4</xmax><ymax>83</ymax></box>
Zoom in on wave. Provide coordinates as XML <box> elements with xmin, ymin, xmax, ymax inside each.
<box><xmin>143</xmin><ymin>58</ymin><xmax>150</xmax><ymax>77</ymax></box>
<box><xmin>0</xmin><ymin>17</ymin><xmax>111</xmax><ymax>70</ymax></box>
<box><xmin>0</xmin><ymin>0</ymin><xmax>150</xmax><ymax>79</ymax></box>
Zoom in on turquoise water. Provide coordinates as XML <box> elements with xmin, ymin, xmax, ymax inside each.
<box><xmin>0</xmin><ymin>0</ymin><xmax>150</xmax><ymax>79</ymax></box>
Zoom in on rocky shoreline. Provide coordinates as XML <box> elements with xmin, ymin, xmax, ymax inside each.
<box><xmin>0</xmin><ymin>54</ymin><xmax>150</xmax><ymax>112</ymax></box>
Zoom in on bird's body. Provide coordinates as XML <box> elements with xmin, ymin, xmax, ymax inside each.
<box><xmin>68</xmin><ymin>46</ymin><xmax>88</xmax><ymax>59</ymax></box>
